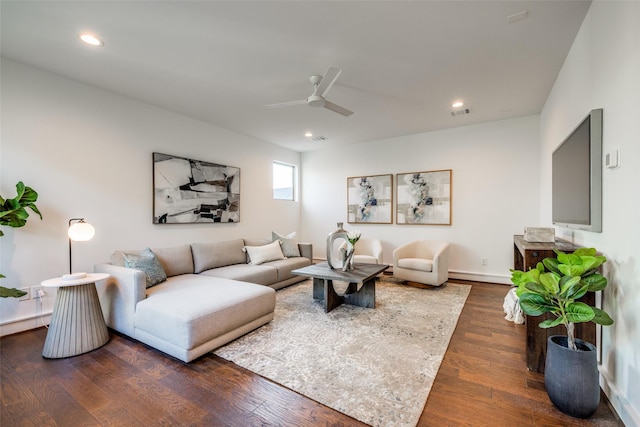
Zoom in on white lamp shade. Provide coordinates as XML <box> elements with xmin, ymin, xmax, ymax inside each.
<box><xmin>68</xmin><ymin>221</ymin><xmax>95</xmax><ymax>241</ymax></box>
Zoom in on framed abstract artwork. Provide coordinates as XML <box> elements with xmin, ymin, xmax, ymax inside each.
<box><xmin>396</xmin><ymin>169</ymin><xmax>452</xmax><ymax>225</ymax></box>
<box><xmin>347</xmin><ymin>174</ymin><xmax>393</xmax><ymax>224</ymax></box>
<box><xmin>153</xmin><ymin>152</ymin><xmax>240</xmax><ymax>224</ymax></box>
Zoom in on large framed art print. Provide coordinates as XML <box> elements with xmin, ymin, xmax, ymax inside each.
<box><xmin>347</xmin><ymin>174</ymin><xmax>393</xmax><ymax>224</ymax></box>
<box><xmin>396</xmin><ymin>169</ymin><xmax>451</xmax><ymax>225</ymax></box>
<box><xmin>153</xmin><ymin>152</ymin><xmax>240</xmax><ymax>224</ymax></box>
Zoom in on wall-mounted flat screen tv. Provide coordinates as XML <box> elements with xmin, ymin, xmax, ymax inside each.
<box><xmin>552</xmin><ymin>108</ymin><xmax>602</xmax><ymax>232</ymax></box>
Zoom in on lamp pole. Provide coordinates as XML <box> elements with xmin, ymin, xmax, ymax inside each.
<box><xmin>68</xmin><ymin>218</ymin><xmax>95</xmax><ymax>274</ymax></box>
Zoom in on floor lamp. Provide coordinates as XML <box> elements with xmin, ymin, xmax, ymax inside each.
<box><xmin>68</xmin><ymin>218</ymin><xmax>95</xmax><ymax>275</ymax></box>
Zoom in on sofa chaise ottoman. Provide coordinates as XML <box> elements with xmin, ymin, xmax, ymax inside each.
<box><xmin>94</xmin><ymin>237</ymin><xmax>312</xmax><ymax>362</ymax></box>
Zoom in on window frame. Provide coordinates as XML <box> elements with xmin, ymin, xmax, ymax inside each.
<box><xmin>272</xmin><ymin>161</ymin><xmax>297</xmax><ymax>201</ymax></box>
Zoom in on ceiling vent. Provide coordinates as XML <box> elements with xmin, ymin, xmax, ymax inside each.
<box><xmin>450</xmin><ymin>108</ymin><xmax>471</xmax><ymax>117</ymax></box>
<box><xmin>311</xmin><ymin>135</ymin><xmax>328</xmax><ymax>142</ymax></box>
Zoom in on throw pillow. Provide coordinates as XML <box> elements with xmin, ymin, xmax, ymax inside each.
<box><xmin>272</xmin><ymin>231</ymin><xmax>300</xmax><ymax>258</ymax></box>
<box><xmin>123</xmin><ymin>247</ymin><xmax>167</xmax><ymax>288</ymax></box>
<box><xmin>243</xmin><ymin>240</ymin><xmax>285</xmax><ymax>265</ymax></box>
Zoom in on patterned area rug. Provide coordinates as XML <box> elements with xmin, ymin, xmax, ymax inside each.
<box><xmin>214</xmin><ymin>276</ymin><xmax>471</xmax><ymax>427</ymax></box>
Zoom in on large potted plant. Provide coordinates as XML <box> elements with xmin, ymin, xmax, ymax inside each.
<box><xmin>0</xmin><ymin>182</ymin><xmax>42</xmax><ymax>298</ymax></box>
<box><xmin>510</xmin><ymin>247</ymin><xmax>613</xmax><ymax>418</ymax></box>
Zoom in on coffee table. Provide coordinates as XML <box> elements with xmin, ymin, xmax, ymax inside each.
<box><xmin>292</xmin><ymin>262</ymin><xmax>389</xmax><ymax>313</ymax></box>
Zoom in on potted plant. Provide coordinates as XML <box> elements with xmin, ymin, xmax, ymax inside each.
<box><xmin>0</xmin><ymin>182</ymin><xmax>42</xmax><ymax>298</ymax></box>
<box><xmin>510</xmin><ymin>247</ymin><xmax>613</xmax><ymax>418</ymax></box>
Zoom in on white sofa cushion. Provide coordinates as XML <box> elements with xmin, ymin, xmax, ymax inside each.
<box><xmin>397</xmin><ymin>258</ymin><xmax>434</xmax><ymax>272</ymax></box>
<box><xmin>135</xmin><ymin>274</ymin><xmax>275</xmax><ymax>350</ymax></box>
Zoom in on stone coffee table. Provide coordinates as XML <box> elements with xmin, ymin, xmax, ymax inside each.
<box><xmin>292</xmin><ymin>262</ymin><xmax>389</xmax><ymax>313</ymax></box>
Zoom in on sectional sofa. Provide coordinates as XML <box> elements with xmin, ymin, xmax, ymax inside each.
<box><xmin>94</xmin><ymin>237</ymin><xmax>312</xmax><ymax>362</ymax></box>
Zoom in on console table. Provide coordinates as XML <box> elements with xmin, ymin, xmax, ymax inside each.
<box><xmin>41</xmin><ymin>273</ymin><xmax>110</xmax><ymax>358</ymax></box>
<box><xmin>513</xmin><ymin>235</ymin><xmax>595</xmax><ymax>373</ymax></box>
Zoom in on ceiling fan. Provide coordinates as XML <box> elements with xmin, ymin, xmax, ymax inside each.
<box><xmin>263</xmin><ymin>66</ymin><xmax>354</xmax><ymax>117</ymax></box>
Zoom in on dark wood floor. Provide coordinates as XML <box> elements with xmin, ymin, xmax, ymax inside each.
<box><xmin>1</xmin><ymin>281</ymin><xmax>622</xmax><ymax>427</ymax></box>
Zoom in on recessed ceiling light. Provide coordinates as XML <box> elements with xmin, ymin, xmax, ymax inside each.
<box><xmin>78</xmin><ymin>33</ymin><xmax>104</xmax><ymax>47</ymax></box>
<box><xmin>304</xmin><ymin>132</ymin><xmax>313</xmax><ymax>138</ymax></box>
<box><xmin>451</xmin><ymin>101</ymin><xmax>464</xmax><ymax>108</ymax></box>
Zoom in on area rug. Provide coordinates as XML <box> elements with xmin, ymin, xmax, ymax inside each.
<box><xmin>214</xmin><ymin>277</ymin><xmax>471</xmax><ymax>427</ymax></box>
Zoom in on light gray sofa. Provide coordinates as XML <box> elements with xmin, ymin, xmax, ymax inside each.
<box><xmin>94</xmin><ymin>238</ymin><xmax>312</xmax><ymax>362</ymax></box>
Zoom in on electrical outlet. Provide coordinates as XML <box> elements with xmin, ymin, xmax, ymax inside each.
<box><xmin>31</xmin><ymin>286</ymin><xmax>45</xmax><ymax>299</ymax></box>
<box><xmin>18</xmin><ymin>287</ymin><xmax>31</xmax><ymax>301</ymax></box>
<box><xmin>481</xmin><ymin>257</ymin><xmax>488</xmax><ymax>266</ymax></box>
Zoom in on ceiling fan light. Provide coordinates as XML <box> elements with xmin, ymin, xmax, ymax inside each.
<box><xmin>307</xmin><ymin>95</ymin><xmax>325</xmax><ymax>108</ymax></box>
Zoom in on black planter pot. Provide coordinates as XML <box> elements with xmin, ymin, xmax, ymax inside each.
<box><xmin>544</xmin><ymin>335</ymin><xmax>599</xmax><ymax>418</ymax></box>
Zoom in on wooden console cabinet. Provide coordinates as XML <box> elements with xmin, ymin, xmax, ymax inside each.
<box><xmin>513</xmin><ymin>235</ymin><xmax>595</xmax><ymax>373</ymax></box>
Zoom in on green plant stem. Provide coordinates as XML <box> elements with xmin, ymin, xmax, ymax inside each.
<box><xmin>555</xmin><ymin>295</ymin><xmax>577</xmax><ymax>350</ymax></box>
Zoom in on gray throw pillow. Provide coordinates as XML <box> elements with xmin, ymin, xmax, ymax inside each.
<box><xmin>123</xmin><ymin>247</ymin><xmax>167</xmax><ymax>288</ymax></box>
<box><xmin>272</xmin><ymin>231</ymin><xmax>300</xmax><ymax>257</ymax></box>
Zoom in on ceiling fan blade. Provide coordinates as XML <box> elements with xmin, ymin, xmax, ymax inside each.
<box><xmin>324</xmin><ymin>101</ymin><xmax>353</xmax><ymax>117</ymax></box>
<box><xmin>316</xmin><ymin>66</ymin><xmax>341</xmax><ymax>97</ymax></box>
<box><xmin>263</xmin><ymin>99</ymin><xmax>307</xmax><ymax>109</ymax></box>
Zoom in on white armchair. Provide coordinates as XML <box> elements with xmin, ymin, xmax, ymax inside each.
<box><xmin>340</xmin><ymin>238</ymin><xmax>384</xmax><ymax>264</ymax></box>
<box><xmin>392</xmin><ymin>240</ymin><xmax>450</xmax><ymax>286</ymax></box>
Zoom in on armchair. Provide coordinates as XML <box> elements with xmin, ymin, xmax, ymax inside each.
<box><xmin>392</xmin><ymin>240</ymin><xmax>450</xmax><ymax>286</ymax></box>
<box><xmin>341</xmin><ymin>237</ymin><xmax>384</xmax><ymax>265</ymax></box>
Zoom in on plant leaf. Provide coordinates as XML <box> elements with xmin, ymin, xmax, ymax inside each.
<box><xmin>519</xmin><ymin>293</ymin><xmax>556</xmax><ymax>316</ymax></box>
<box><xmin>583</xmin><ymin>273</ymin><xmax>608</xmax><ymax>292</ymax></box>
<box><xmin>565</xmin><ymin>302</ymin><xmax>595</xmax><ymax>323</ymax></box>
<box><xmin>539</xmin><ymin>316</ymin><xmax>565</xmax><ymax>329</ymax></box>
<box><xmin>14</xmin><ymin>181</ymin><xmax>25</xmax><ymax>199</ymax></box>
<box><xmin>0</xmin><ymin>286</ymin><xmax>28</xmax><ymax>298</ymax></box>
<box><xmin>543</xmin><ymin>257</ymin><xmax>561</xmax><ymax>275</ymax></box>
<box><xmin>524</xmin><ymin>281</ymin><xmax>547</xmax><ymax>295</ymax></box>
<box><xmin>20</xmin><ymin>186</ymin><xmax>38</xmax><ymax>204</ymax></box>
<box><xmin>592</xmin><ymin>307</ymin><xmax>614</xmax><ymax>325</ymax></box>
<box><xmin>539</xmin><ymin>272</ymin><xmax>561</xmax><ymax>294</ymax></box>
<box><xmin>559</xmin><ymin>276</ymin><xmax>586</xmax><ymax>299</ymax></box>
<box><xmin>573</xmin><ymin>247</ymin><xmax>597</xmax><ymax>257</ymax></box>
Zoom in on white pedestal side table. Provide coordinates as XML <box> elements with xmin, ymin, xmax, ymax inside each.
<box><xmin>41</xmin><ymin>273</ymin><xmax>110</xmax><ymax>358</ymax></box>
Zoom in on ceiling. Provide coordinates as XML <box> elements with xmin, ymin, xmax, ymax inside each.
<box><xmin>0</xmin><ymin>1</ymin><xmax>591</xmax><ymax>152</ymax></box>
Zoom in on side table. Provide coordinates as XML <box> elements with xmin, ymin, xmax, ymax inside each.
<box><xmin>41</xmin><ymin>273</ymin><xmax>110</xmax><ymax>358</ymax></box>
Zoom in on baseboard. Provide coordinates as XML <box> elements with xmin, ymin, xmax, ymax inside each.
<box><xmin>0</xmin><ymin>311</ymin><xmax>51</xmax><ymax>337</ymax></box>
<box><xmin>448</xmin><ymin>270</ymin><xmax>511</xmax><ymax>285</ymax></box>
<box><xmin>599</xmin><ymin>366</ymin><xmax>640</xmax><ymax>426</ymax></box>
<box><xmin>315</xmin><ymin>258</ymin><xmax>512</xmax><ymax>285</ymax></box>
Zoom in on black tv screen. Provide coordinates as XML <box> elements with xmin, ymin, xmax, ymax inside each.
<box><xmin>552</xmin><ymin>109</ymin><xmax>602</xmax><ymax>233</ymax></box>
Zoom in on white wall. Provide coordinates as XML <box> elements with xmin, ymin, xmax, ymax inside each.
<box><xmin>0</xmin><ymin>59</ymin><xmax>302</xmax><ymax>335</ymax></box>
<box><xmin>539</xmin><ymin>2</ymin><xmax>640</xmax><ymax>425</ymax></box>
<box><xmin>300</xmin><ymin>115</ymin><xmax>541</xmax><ymax>284</ymax></box>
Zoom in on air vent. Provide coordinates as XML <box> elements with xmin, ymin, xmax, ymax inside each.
<box><xmin>450</xmin><ymin>108</ymin><xmax>471</xmax><ymax>117</ymax></box>
<box><xmin>311</xmin><ymin>136</ymin><xmax>328</xmax><ymax>142</ymax></box>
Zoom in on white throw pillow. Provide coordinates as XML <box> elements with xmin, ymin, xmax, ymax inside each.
<box><xmin>244</xmin><ymin>240</ymin><xmax>286</xmax><ymax>265</ymax></box>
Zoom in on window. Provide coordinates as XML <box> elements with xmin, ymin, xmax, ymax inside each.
<box><xmin>273</xmin><ymin>162</ymin><xmax>296</xmax><ymax>200</ymax></box>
